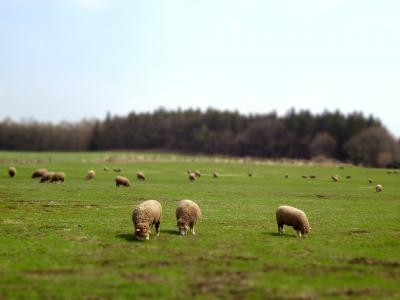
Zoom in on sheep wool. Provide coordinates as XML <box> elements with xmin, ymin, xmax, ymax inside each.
<box><xmin>32</xmin><ymin>168</ymin><xmax>48</xmax><ymax>179</ymax></box>
<box><xmin>176</xmin><ymin>199</ymin><xmax>201</xmax><ymax>236</ymax></box>
<box><xmin>213</xmin><ymin>172</ymin><xmax>219</xmax><ymax>178</ymax></box>
<box><xmin>132</xmin><ymin>200</ymin><xmax>162</xmax><ymax>240</ymax></box>
<box><xmin>194</xmin><ymin>170</ymin><xmax>201</xmax><ymax>178</ymax></box>
<box><xmin>376</xmin><ymin>184</ymin><xmax>383</xmax><ymax>192</ymax></box>
<box><xmin>8</xmin><ymin>167</ymin><xmax>16</xmax><ymax>178</ymax></box>
<box><xmin>188</xmin><ymin>173</ymin><xmax>196</xmax><ymax>181</ymax></box>
<box><xmin>137</xmin><ymin>172</ymin><xmax>145</xmax><ymax>180</ymax></box>
<box><xmin>86</xmin><ymin>170</ymin><xmax>96</xmax><ymax>180</ymax></box>
<box><xmin>51</xmin><ymin>172</ymin><xmax>65</xmax><ymax>183</ymax></box>
<box><xmin>331</xmin><ymin>175</ymin><xmax>339</xmax><ymax>182</ymax></box>
<box><xmin>115</xmin><ymin>176</ymin><xmax>131</xmax><ymax>187</ymax></box>
<box><xmin>276</xmin><ymin>205</ymin><xmax>311</xmax><ymax>238</ymax></box>
<box><xmin>40</xmin><ymin>172</ymin><xmax>55</xmax><ymax>183</ymax></box>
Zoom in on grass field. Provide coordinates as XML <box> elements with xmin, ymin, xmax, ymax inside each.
<box><xmin>0</xmin><ymin>151</ymin><xmax>399</xmax><ymax>299</ymax></box>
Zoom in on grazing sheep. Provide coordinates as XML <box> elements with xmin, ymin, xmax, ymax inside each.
<box><xmin>51</xmin><ymin>172</ymin><xmax>65</xmax><ymax>183</ymax></box>
<box><xmin>176</xmin><ymin>199</ymin><xmax>201</xmax><ymax>236</ymax></box>
<box><xmin>285</xmin><ymin>175</ymin><xmax>289</xmax><ymax>178</ymax></box>
<box><xmin>104</xmin><ymin>167</ymin><xmax>109</xmax><ymax>172</ymax></box>
<box><xmin>32</xmin><ymin>168</ymin><xmax>47</xmax><ymax>179</ymax></box>
<box><xmin>248</xmin><ymin>173</ymin><xmax>253</xmax><ymax>177</ymax></box>
<box><xmin>276</xmin><ymin>205</ymin><xmax>311</xmax><ymax>238</ymax></box>
<box><xmin>8</xmin><ymin>167</ymin><xmax>16</xmax><ymax>178</ymax></box>
<box><xmin>194</xmin><ymin>170</ymin><xmax>201</xmax><ymax>178</ymax></box>
<box><xmin>86</xmin><ymin>170</ymin><xmax>96</xmax><ymax>180</ymax></box>
<box><xmin>302</xmin><ymin>175</ymin><xmax>308</xmax><ymax>179</ymax></box>
<box><xmin>376</xmin><ymin>184</ymin><xmax>383</xmax><ymax>192</ymax></box>
<box><xmin>132</xmin><ymin>200</ymin><xmax>162</xmax><ymax>240</ymax></box>
<box><xmin>188</xmin><ymin>172</ymin><xmax>196</xmax><ymax>181</ymax></box>
<box><xmin>346</xmin><ymin>175</ymin><xmax>352</xmax><ymax>179</ymax></box>
<box><xmin>115</xmin><ymin>176</ymin><xmax>131</xmax><ymax>187</ymax></box>
<box><xmin>137</xmin><ymin>172</ymin><xmax>145</xmax><ymax>181</ymax></box>
<box><xmin>331</xmin><ymin>175</ymin><xmax>339</xmax><ymax>182</ymax></box>
<box><xmin>113</xmin><ymin>168</ymin><xmax>122</xmax><ymax>172</ymax></box>
<box><xmin>40</xmin><ymin>172</ymin><xmax>55</xmax><ymax>183</ymax></box>
<box><xmin>213</xmin><ymin>172</ymin><xmax>219</xmax><ymax>178</ymax></box>
<box><xmin>310</xmin><ymin>175</ymin><xmax>316</xmax><ymax>179</ymax></box>
<box><xmin>368</xmin><ymin>178</ymin><xmax>373</xmax><ymax>184</ymax></box>
<box><xmin>187</xmin><ymin>170</ymin><xmax>193</xmax><ymax>174</ymax></box>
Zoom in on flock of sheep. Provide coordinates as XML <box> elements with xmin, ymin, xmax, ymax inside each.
<box><xmin>5</xmin><ymin>165</ymin><xmax>388</xmax><ymax>240</ymax></box>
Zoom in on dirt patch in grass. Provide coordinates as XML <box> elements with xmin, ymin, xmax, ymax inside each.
<box><xmin>347</xmin><ymin>257</ymin><xmax>400</xmax><ymax>268</ymax></box>
<box><xmin>25</xmin><ymin>268</ymin><xmax>77</xmax><ymax>276</ymax></box>
<box><xmin>188</xmin><ymin>270</ymin><xmax>252</xmax><ymax>299</ymax></box>
<box><xmin>348</xmin><ymin>229</ymin><xmax>370</xmax><ymax>235</ymax></box>
<box><xmin>324</xmin><ymin>287</ymin><xmax>397</xmax><ymax>298</ymax></box>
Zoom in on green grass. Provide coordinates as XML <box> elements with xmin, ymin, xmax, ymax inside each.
<box><xmin>0</xmin><ymin>151</ymin><xmax>399</xmax><ymax>299</ymax></box>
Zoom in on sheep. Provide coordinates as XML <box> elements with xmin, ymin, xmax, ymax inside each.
<box><xmin>376</xmin><ymin>184</ymin><xmax>383</xmax><ymax>192</ymax></box>
<box><xmin>194</xmin><ymin>170</ymin><xmax>201</xmax><ymax>178</ymax></box>
<box><xmin>302</xmin><ymin>175</ymin><xmax>308</xmax><ymax>179</ymax></box>
<box><xmin>40</xmin><ymin>172</ymin><xmax>55</xmax><ymax>183</ymax></box>
<box><xmin>137</xmin><ymin>172</ymin><xmax>145</xmax><ymax>181</ymax></box>
<box><xmin>104</xmin><ymin>167</ymin><xmax>109</xmax><ymax>172</ymax></box>
<box><xmin>113</xmin><ymin>168</ymin><xmax>122</xmax><ymax>172</ymax></box>
<box><xmin>115</xmin><ymin>176</ymin><xmax>131</xmax><ymax>187</ymax></box>
<box><xmin>176</xmin><ymin>199</ymin><xmax>201</xmax><ymax>236</ymax></box>
<box><xmin>309</xmin><ymin>175</ymin><xmax>316</xmax><ymax>179</ymax></box>
<box><xmin>51</xmin><ymin>172</ymin><xmax>65</xmax><ymax>183</ymax></box>
<box><xmin>276</xmin><ymin>205</ymin><xmax>311</xmax><ymax>238</ymax></box>
<box><xmin>8</xmin><ymin>167</ymin><xmax>16</xmax><ymax>178</ymax></box>
<box><xmin>285</xmin><ymin>175</ymin><xmax>289</xmax><ymax>178</ymax></box>
<box><xmin>188</xmin><ymin>172</ymin><xmax>196</xmax><ymax>181</ymax></box>
<box><xmin>132</xmin><ymin>200</ymin><xmax>162</xmax><ymax>240</ymax></box>
<box><xmin>346</xmin><ymin>175</ymin><xmax>352</xmax><ymax>179</ymax></box>
<box><xmin>248</xmin><ymin>173</ymin><xmax>253</xmax><ymax>177</ymax></box>
<box><xmin>213</xmin><ymin>172</ymin><xmax>219</xmax><ymax>178</ymax></box>
<box><xmin>86</xmin><ymin>170</ymin><xmax>96</xmax><ymax>180</ymax></box>
<box><xmin>32</xmin><ymin>168</ymin><xmax>47</xmax><ymax>179</ymax></box>
<box><xmin>331</xmin><ymin>175</ymin><xmax>339</xmax><ymax>182</ymax></box>
<box><xmin>368</xmin><ymin>178</ymin><xmax>373</xmax><ymax>184</ymax></box>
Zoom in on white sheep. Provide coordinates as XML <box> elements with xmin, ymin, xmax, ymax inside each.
<box><xmin>276</xmin><ymin>205</ymin><xmax>311</xmax><ymax>238</ymax></box>
<box><xmin>176</xmin><ymin>199</ymin><xmax>201</xmax><ymax>235</ymax></box>
<box><xmin>86</xmin><ymin>170</ymin><xmax>96</xmax><ymax>180</ymax></box>
<box><xmin>137</xmin><ymin>172</ymin><xmax>145</xmax><ymax>180</ymax></box>
<box><xmin>8</xmin><ymin>167</ymin><xmax>16</xmax><ymax>178</ymax></box>
<box><xmin>132</xmin><ymin>200</ymin><xmax>162</xmax><ymax>240</ymax></box>
<box><xmin>375</xmin><ymin>184</ymin><xmax>382</xmax><ymax>192</ymax></box>
<box><xmin>188</xmin><ymin>172</ymin><xmax>196</xmax><ymax>181</ymax></box>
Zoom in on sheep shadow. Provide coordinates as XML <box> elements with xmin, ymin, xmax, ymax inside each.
<box><xmin>115</xmin><ymin>233</ymin><xmax>142</xmax><ymax>243</ymax></box>
<box><xmin>265</xmin><ymin>231</ymin><xmax>297</xmax><ymax>238</ymax></box>
<box><xmin>162</xmin><ymin>229</ymin><xmax>180</xmax><ymax>236</ymax></box>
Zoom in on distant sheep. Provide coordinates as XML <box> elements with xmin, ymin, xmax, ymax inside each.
<box><xmin>346</xmin><ymin>175</ymin><xmax>352</xmax><ymax>179</ymax></box>
<box><xmin>375</xmin><ymin>184</ymin><xmax>382</xmax><ymax>192</ymax></box>
<box><xmin>40</xmin><ymin>172</ymin><xmax>55</xmax><ymax>183</ymax></box>
<box><xmin>276</xmin><ymin>205</ymin><xmax>311</xmax><ymax>238</ymax></box>
<box><xmin>331</xmin><ymin>175</ymin><xmax>339</xmax><ymax>182</ymax></box>
<box><xmin>115</xmin><ymin>176</ymin><xmax>131</xmax><ymax>187</ymax></box>
<box><xmin>310</xmin><ymin>175</ymin><xmax>316</xmax><ymax>179</ymax></box>
<box><xmin>32</xmin><ymin>168</ymin><xmax>47</xmax><ymax>179</ymax></box>
<box><xmin>188</xmin><ymin>173</ymin><xmax>196</xmax><ymax>182</ymax></box>
<box><xmin>8</xmin><ymin>167</ymin><xmax>16</xmax><ymax>178</ymax></box>
<box><xmin>213</xmin><ymin>172</ymin><xmax>219</xmax><ymax>178</ymax></box>
<box><xmin>113</xmin><ymin>168</ymin><xmax>122</xmax><ymax>172</ymax></box>
<box><xmin>285</xmin><ymin>175</ymin><xmax>289</xmax><ymax>178</ymax></box>
<box><xmin>248</xmin><ymin>173</ymin><xmax>253</xmax><ymax>177</ymax></box>
<box><xmin>194</xmin><ymin>170</ymin><xmax>201</xmax><ymax>178</ymax></box>
<box><xmin>51</xmin><ymin>172</ymin><xmax>65</xmax><ymax>183</ymax></box>
<box><xmin>176</xmin><ymin>199</ymin><xmax>201</xmax><ymax>235</ymax></box>
<box><xmin>302</xmin><ymin>175</ymin><xmax>308</xmax><ymax>179</ymax></box>
<box><xmin>104</xmin><ymin>167</ymin><xmax>109</xmax><ymax>172</ymax></box>
<box><xmin>137</xmin><ymin>172</ymin><xmax>145</xmax><ymax>181</ymax></box>
<box><xmin>86</xmin><ymin>170</ymin><xmax>96</xmax><ymax>180</ymax></box>
<box><xmin>368</xmin><ymin>178</ymin><xmax>373</xmax><ymax>184</ymax></box>
<box><xmin>132</xmin><ymin>200</ymin><xmax>162</xmax><ymax>240</ymax></box>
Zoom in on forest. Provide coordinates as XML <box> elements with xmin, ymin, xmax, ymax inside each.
<box><xmin>0</xmin><ymin>108</ymin><xmax>399</xmax><ymax>168</ymax></box>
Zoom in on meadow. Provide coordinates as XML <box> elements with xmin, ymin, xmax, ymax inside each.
<box><xmin>0</xmin><ymin>151</ymin><xmax>399</xmax><ymax>299</ymax></box>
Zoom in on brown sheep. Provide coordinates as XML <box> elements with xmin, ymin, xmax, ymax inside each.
<box><xmin>32</xmin><ymin>168</ymin><xmax>48</xmax><ymax>179</ymax></box>
<box><xmin>132</xmin><ymin>200</ymin><xmax>162</xmax><ymax>240</ymax></box>
<box><xmin>8</xmin><ymin>167</ymin><xmax>16</xmax><ymax>178</ymax></box>
<box><xmin>137</xmin><ymin>172</ymin><xmax>145</xmax><ymax>181</ymax></box>
<box><xmin>276</xmin><ymin>205</ymin><xmax>311</xmax><ymax>238</ymax></box>
<box><xmin>213</xmin><ymin>172</ymin><xmax>219</xmax><ymax>178</ymax></box>
<box><xmin>40</xmin><ymin>172</ymin><xmax>55</xmax><ymax>183</ymax></box>
<box><xmin>86</xmin><ymin>170</ymin><xmax>96</xmax><ymax>180</ymax></box>
<box><xmin>176</xmin><ymin>199</ymin><xmax>201</xmax><ymax>235</ymax></box>
<box><xmin>331</xmin><ymin>175</ymin><xmax>339</xmax><ymax>182</ymax></box>
<box><xmin>194</xmin><ymin>170</ymin><xmax>201</xmax><ymax>178</ymax></box>
<box><xmin>115</xmin><ymin>176</ymin><xmax>131</xmax><ymax>187</ymax></box>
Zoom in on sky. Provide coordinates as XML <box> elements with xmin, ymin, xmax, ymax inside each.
<box><xmin>0</xmin><ymin>0</ymin><xmax>399</xmax><ymax>136</ymax></box>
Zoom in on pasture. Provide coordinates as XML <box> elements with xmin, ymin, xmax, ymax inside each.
<box><xmin>0</xmin><ymin>151</ymin><xmax>399</xmax><ymax>299</ymax></box>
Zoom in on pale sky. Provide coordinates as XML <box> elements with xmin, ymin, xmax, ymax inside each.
<box><xmin>0</xmin><ymin>0</ymin><xmax>399</xmax><ymax>136</ymax></box>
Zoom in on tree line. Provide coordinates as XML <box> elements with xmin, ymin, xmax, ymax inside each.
<box><xmin>1</xmin><ymin>108</ymin><xmax>399</xmax><ymax>167</ymax></box>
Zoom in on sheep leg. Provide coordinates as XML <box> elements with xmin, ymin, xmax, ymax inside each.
<box><xmin>155</xmin><ymin>222</ymin><xmax>160</xmax><ymax>236</ymax></box>
<box><xmin>278</xmin><ymin>224</ymin><xmax>284</xmax><ymax>234</ymax></box>
<box><xmin>296</xmin><ymin>230</ymin><xmax>302</xmax><ymax>238</ymax></box>
<box><xmin>190</xmin><ymin>225</ymin><xmax>196</xmax><ymax>235</ymax></box>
